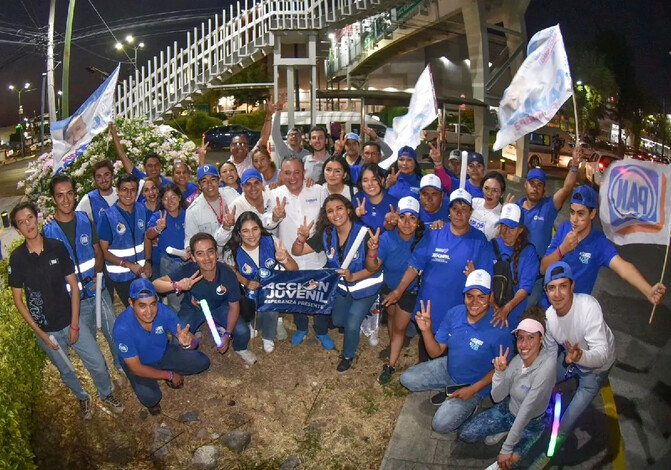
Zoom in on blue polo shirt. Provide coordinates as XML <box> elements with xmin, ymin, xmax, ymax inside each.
<box><xmin>419</xmin><ymin>194</ymin><xmax>450</xmax><ymax>226</ymax></box>
<box><xmin>378</xmin><ymin>228</ymin><xmax>418</xmax><ymax>291</ymax></box>
<box><xmin>409</xmin><ymin>224</ymin><xmax>494</xmax><ymax>331</ymax></box>
<box><xmin>356</xmin><ymin>192</ymin><xmax>399</xmax><ymax>232</ymax></box>
<box><xmin>493</xmin><ymin>237</ymin><xmax>540</xmax><ymax>327</ymax></box>
<box><xmin>148</xmin><ymin>209</ymin><xmax>186</xmax><ymax>260</ymax></box>
<box><xmin>435</xmin><ymin>305</ymin><xmax>512</xmax><ymax>397</ymax></box>
<box><xmin>545</xmin><ymin>221</ymin><xmax>618</xmax><ymax>295</ymax></box>
<box><xmin>388</xmin><ymin>173</ymin><xmax>421</xmax><ymax>201</ymax></box>
<box><xmin>114</xmin><ymin>303</ymin><xmax>181</xmax><ymax>365</ymax></box>
<box><xmin>169</xmin><ymin>261</ymin><xmax>241</xmax><ymax>312</ymax></box>
<box><xmin>517</xmin><ymin>196</ymin><xmax>559</xmax><ymax>258</ymax></box>
<box><xmin>465</xmin><ymin>179</ymin><xmax>484</xmax><ymax>198</ymax></box>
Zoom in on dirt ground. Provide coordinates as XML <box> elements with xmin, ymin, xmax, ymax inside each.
<box><xmin>33</xmin><ymin>314</ymin><xmax>416</xmax><ymax>469</ymax></box>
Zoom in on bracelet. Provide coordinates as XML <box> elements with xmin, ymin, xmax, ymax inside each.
<box><xmin>70</xmin><ymin>325</ymin><xmax>80</xmax><ymax>331</ymax></box>
<box><xmin>557</xmin><ymin>246</ymin><xmax>564</xmax><ymax>259</ymax></box>
<box><xmin>173</xmin><ymin>281</ymin><xmax>181</xmax><ymax>294</ymax></box>
<box><xmin>569</xmin><ymin>165</ymin><xmax>578</xmax><ymax>173</ymax></box>
<box><xmin>367</xmin><ymin>252</ymin><xmax>377</xmax><ymax>259</ymax></box>
<box><xmin>222</xmin><ymin>331</ymin><xmax>231</xmax><ymax>338</ymax></box>
<box><xmin>168</xmin><ymin>371</ymin><xmax>174</xmax><ymax>382</ymax></box>
<box><xmin>294</xmin><ymin>239</ymin><xmax>305</xmax><ymax>246</ymax></box>
<box><xmin>154</xmin><ymin>226</ymin><xmax>163</xmax><ymax>234</ymax></box>
<box><xmin>119</xmin><ymin>259</ymin><xmax>126</xmax><ymax>268</ymax></box>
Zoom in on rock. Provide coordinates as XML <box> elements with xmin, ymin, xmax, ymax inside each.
<box><xmin>192</xmin><ymin>445</ymin><xmax>221</xmax><ymax>469</ymax></box>
<box><xmin>151</xmin><ymin>426</ymin><xmax>173</xmax><ymax>459</ymax></box>
<box><xmin>228</xmin><ymin>399</ymin><xmax>236</xmax><ymax>406</ymax></box>
<box><xmin>196</xmin><ymin>428</ymin><xmax>210</xmax><ymax>439</ymax></box>
<box><xmin>220</xmin><ymin>430</ymin><xmax>252</xmax><ymax>453</ymax></box>
<box><xmin>280</xmin><ymin>455</ymin><xmax>305</xmax><ymax>469</ymax></box>
<box><xmin>179</xmin><ymin>410</ymin><xmax>199</xmax><ymax>423</ymax></box>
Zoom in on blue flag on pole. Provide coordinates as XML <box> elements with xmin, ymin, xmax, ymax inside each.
<box><xmin>256</xmin><ymin>269</ymin><xmax>340</xmax><ymax>314</ymax></box>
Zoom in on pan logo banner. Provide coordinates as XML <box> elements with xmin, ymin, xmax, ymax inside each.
<box><xmin>257</xmin><ymin>269</ymin><xmax>340</xmax><ymax>314</ymax></box>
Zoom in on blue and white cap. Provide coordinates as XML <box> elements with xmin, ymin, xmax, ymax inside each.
<box><xmin>496</xmin><ymin>203</ymin><xmax>522</xmax><ymax>228</ymax></box>
<box><xmin>449</xmin><ymin>188</ymin><xmax>472</xmax><ymax>207</ymax></box>
<box><xmin>462</xmin><ymin>269</ymin><xmax>491</xmax><ymax>295</ymax></box>
<box><xmin>197</xmin><ymin>164</ymin><xmax>219</xmax><ymax>181</ymax></box>
<box><xmin>397</xmin><ymin>196</ymin><xmax>420</xmax><ymax>216</ymax></box>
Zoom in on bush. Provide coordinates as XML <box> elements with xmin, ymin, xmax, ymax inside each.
<box><xmin>229</xmin><ymin>109</ymin><xmax>266</xmax><ymax>131</ymax></box>
<box><xmin>0</xmin><ymin>238</ymin><xmax>45</xmax><ymax>469</ymax></box>
<box><xmin>185</xmin><ymin>112</ymin><xmax>223</xmax><ymax>137</ymax></box>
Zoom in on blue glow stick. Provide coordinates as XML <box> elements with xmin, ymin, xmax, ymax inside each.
<box><xmin>198</xmin><ymin>299</ymin><xmax>223</xmax><ymax>347</ymax></box>
<box><xmin>547</xmin><ymin>391</ymin><xmax>562</xmax><ymax>457</ymax></box>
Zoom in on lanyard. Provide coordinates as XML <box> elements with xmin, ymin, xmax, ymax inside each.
<box><xmin>206</xmin><ymin>196</ymin><xmax>224</xmax><ymax>225</ymax></box>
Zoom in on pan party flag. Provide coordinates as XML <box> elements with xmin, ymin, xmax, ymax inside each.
<box><xmin>256</xmin><ymin>269</ymin><xmax>340</xmax><ymax>314</ymax></box>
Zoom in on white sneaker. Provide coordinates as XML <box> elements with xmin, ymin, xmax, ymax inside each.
<box><xmin>262</xmin><ymin>338</ymin><xmax>275</xmax><ymax>353</ymax></box>
<box><xmin>484</xmin><ymin>462</ymin><xmax>501</xmax><ymax>470</ymax></box>
<box><xmin>276</xmin><ymin>317</ymin><xmax>288</xmax><ymax>340</ymax></box>
<box><xmin>248</xmin><ymin>323</ymin><xmax>258</xmax><ymax>338</ymax></box>
<box><xmin>484</xmin><ymin>431</ymin><xmax>508</xmax><ymax>445</ymax></box>
<box><xmin>368</xmin><ymin>328</ymin><xmax>379</xmax><ymax>347</ymax></box>
<box><xmin>235</xmin><ymin>349</ymin><xmax>258</xmax><ymax>365</ymax></box>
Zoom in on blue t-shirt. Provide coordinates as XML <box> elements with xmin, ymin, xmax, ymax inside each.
<box><xmin>419</xmin><ymin>194</ymin><xmax>450</xmax><ymax>226</ymax></box>
<box><xmin>114</xmin><ymin>303</ymin><xmax>181</xmax><ymax>365</ymax></box>
<box><xmin>132</xmin><ymin>166</ymin><xmax>173</xmax><ymax>203</ymax></box>
<box><xmin>169</xmin><ymin>261</ymin><xmax>241</xmax><ymax>312</ymax></box>
<box><xmin>387</xmin><ymin>172</ymin><xmax>421</xmax><ymax>201</ymax></box>
<box><xmin>435</xmin><ymin>305</ymin><xmax>513</xmax><ymax>397</ymax></box>
<box><xmin>493</xmin><ymin>237</ymin><xmax>540</xmax><ymax>327</ymax></box>
<box><xmin>545</xmin><ymin>221</ymin><xmax>618</xmax><ymax>295</ymax></box>
<box><xmin>409</xmin><ymin>224</ymin><xmax>495</xmax><ymax>331</ymax></box>
<box><xmin>148</xmin><ymin>209</ymin><xmax>186</xmax><ymax>260</ymax></box>
<box><xmin>517</xmin><ymin>196</ymin><xmax>559</xmax><ymax>258</ymax></box>
<box><xmin>356</xmin><ymin>192</ymin><xmax>399</xmax><ymax>232</ymax></box>
<box><xmin>378</xmin><ymin>228</ymin><xmax>418</xmax><ymax>291</ymax></box>
<box><xmin>465</xmin><ymin>179</ymin><xmax>484</xmax><ymax>199</ymax></box>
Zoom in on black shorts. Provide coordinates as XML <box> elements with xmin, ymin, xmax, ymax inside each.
<box><xmin>381</xmin><ymin>284</ymin><xmax>419</xmax><ymax>314</ymax></box>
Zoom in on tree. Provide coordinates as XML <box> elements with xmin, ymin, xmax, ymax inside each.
<box><xmin>223</xmin><ymin>60</ymin><xmax>272</xmax><ymax>111</ymax></box>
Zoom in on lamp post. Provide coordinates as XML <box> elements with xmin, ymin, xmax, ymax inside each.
<box><xmin>9</xmin><ymin>82</ymin><xmax>35</xmax><ymax>157</ymax></box>
<box><xmin>115</xmin><ymin>35</ymin><xmax>144</xmax><ymax>68</ymax></box>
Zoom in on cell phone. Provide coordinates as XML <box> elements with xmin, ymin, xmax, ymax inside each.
<box><xmin>446</xmin><ymin>384</ymin><xmax>471</xmax><ymax>396</ymax></box>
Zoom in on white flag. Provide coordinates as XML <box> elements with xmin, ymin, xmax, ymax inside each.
<box><xmin>493</xmin><ymin>25</ymin><xmax>573</xmax><ymax>151</ymax></box>
<box><xmin>381</xmin><ymin>65</ymin><xmax>438</xmax><ymax>170</ymax></box>
<box><xmin>52</xmin><ymin>64</ymin><xmax>120</xmax><ymax>172</ymax></box>
<box><xmin>599</xmin><ymin>159</ymin><xmax>671</xmax><ymax>246</ymax></box>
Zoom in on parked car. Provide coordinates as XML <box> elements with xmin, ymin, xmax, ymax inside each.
<box><xmin>203</xmin><ymin>125</ymin><xmax>261</xmax><ymax>150</ymax></box>
<box><xmin>501</xmin><ymin>125</ymin><xmax>575</xmax><ymax>169</ymax></box>
<box><xmin>584</xmin><ymin>151</ymin><xmax>621</xmax><ymax>188</ymax></box>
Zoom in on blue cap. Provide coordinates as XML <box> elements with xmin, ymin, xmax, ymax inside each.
<box><xmin>129</xmin><ymin>278</ymin><xmax>157</xmax><ymax>299</ymax></box>
<box><xmin>544</xmin><ymin>261</ymin><xmax>574</xmax><ymax>286</ymax></box>
<box><xmin>397</xmin><ymin>196</ymin><xmax>420</xmax><ymax>216</ymax></box>
<box><xmin>345</xmin><ymin>132</ymin><xmax>360</xmax><ymax>143</ymax></box>
<box><xmin>467</xmin><ymin>152</ymin><xmax>484</xmax><ymax>166</ymax></box>
<box><xmin>398</xmin><ymin>145</ymin><xmax>417</xmax><ymax>160</ymax></box>
<box><xmin>197</xmin><ymin>164</ymin><xmax>219</xmax><ymax>181</ymax></box>
<box><xmin>571</xmin><ymin>185</ymin><xmax>598</xmax><ymax>209</ymax></box>
<box><xmin>462</xmin><ymin>269</ymin><xmax>492</xmax><ymax>295</ymax></box>
<box><xmin>526</xmin><ymin>168</ymin><xmax>546</xmax><ymax>183</ymax></box>
<box><xmin>241</xmin><ymin>168</ymin><xmax>263</xmax><ymax>185</ymax></box>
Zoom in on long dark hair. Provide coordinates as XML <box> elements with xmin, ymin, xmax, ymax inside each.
<box><xmin>224</xmin><ymin>211</ymin><xmax>273</xmax><ymax>261</ymax></box>
<box><xmin>357</xmin><ymin>162</ymin><xmax>385</xmax><ymax>193</ymax></box>
<box><xmin>219</xmin><ymin>161</ymin><xmax>241</xmax><ymax>188</ymax></box>
<box><xmin>408</xmin><ymin>216</ymin><xmax>425</xmax><ymax>251</ymax></box>
<box><xmin>319</xmin><ymin>154</ymin><xmax>355</xmax><ymax>198</ymax></box>
<box><xmin>481</xmin><ymin>171</ymin><xmax>506</xmax><ymax>204</ymax></box>
<box><xmin>157</xmin><ymin>183</ymin><xmax>187</xmax><ymax>212</ymax></box>
<box><xmin>315</xmin><ymin>194</ymin><xmax>359</xmax><ymax>249</ymax></box>
<box><xmin>509</xmin><ymin>225</ymin><xmax>530</xmax><ymax>284</ymax></box>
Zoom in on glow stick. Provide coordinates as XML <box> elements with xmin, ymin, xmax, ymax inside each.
<box><xmin>198</xmin><ymin>299</ymin><xmax>223</xmax><ymax>347</ymax></box>
<box><xmin>459</xmin><ymin>150</ymin><xmax>468</xmax><ymax>189</ymax></box>
<box><xmin>49</xmin><ymin>334</ymin><xmax>75</xmax><ymax>371</ymax></box>
<box><xmin>95</xmin><ymin>272</ymin><xmax>103</xmax><ymax>329</ymax></box>
<box><xmin>340</xmin><ymin>226</ymin><xmax>368</xmax><ymax>270</ymax></box>
<box><xmin>166</xmin><ymin>246</ymin><xmax>189</xmax><ymax>258</ymax></box>
<box><xmin>546</xmin><ymin>391</ymin><xmax>562</xmax><ymax>457</ymax></box>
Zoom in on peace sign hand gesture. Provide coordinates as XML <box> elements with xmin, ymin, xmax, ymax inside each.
<box><xmin>415</xmin><ymin>299</ymin><xmax>433</xmax><ymax>333</ymax></box>
<box><xmin>564</xmin><ymin>340</ymin><xmax>583</xmax><ymax>364</ymax></box>
<box><xmin>275</xmin><ymin>240</ymin><xmax>290</xmax><ymax>264</ymax></box>
<box><xmin>334</xmin><ymin>130</ymin><xmax>346</xmax><ymax>154</ymax></box>
<box><xmin>197</xmin><ymin>136</ymin><xmax>209</xmax><ymax>160</ymax></box>
<box><xmin>504</xmin><ymin>193</ymin><xmax>516</xmax><ymax>205</ymax></box>
<box><xmin>222</xmin><ymin>205</ymin><xmax>236</xmax><ymax>229</ymax></box>
<box><xmin>366</xmin><ymin>227</ymin><xmax>380</xmax><ymax>252</ymax></box>
<box><xmin>156</xmin><ymin>210</ymin><xmax>168</xmax><ymax>232</ymax></box>
<box><xmin>272</xmin><ymin>196</ymin><xmax>287</xmax><ymax>222</ymax></box>
<box><xmin>177</xmin><ymin>270</ymin><xmax>204</xmax><ymax>292</ymax></box>
<box><xmin>493</xmin><ymin>344</ymin><xmax>510</xmax><ymax>372</ymax></box>
<box><xmin>296</xmin><ymin>216</ymin><xmax>314</xmax><ymax>242</ymax></box>
<box><xmin>384</xmin><ymin>204</ymin><xmax>399</xmax><ymax>228</ymax></box>
<box><xmin>355</xmin><ymin>197</ymin><xmax>367</xmax><ymax>218</ymax></box>
<box><xmin>428</xmin><ymin>141</ymin><xmax>443</xmax><ymax>167</ymax></box>
<box><xmin>385</xmin><ymin>167</ymin><xmax>399</xmax><ymax>189</ymax></box>
<box><xmin>176</xmin><ymin>323</ymin><xmax>193</xmax><ymax>348</ymax></box>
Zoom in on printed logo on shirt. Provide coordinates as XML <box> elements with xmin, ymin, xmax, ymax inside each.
<box><xmin>326</xmin><ymin>247</ymin><xmax>335</xmax><ymax>260</ymax></box>
<box><xmin>79</xmin><ymin>234</ymin><xmax>90</xmax><ymax>246</ymax></box>
<box><xmin>116</xmin><ymin>222</ymin><xmax>126</xmax><ymax>235</ymax></box>
<box><xmin>118</xmin><ymin>343</ymin><xmax>128</xmax><ymax>353</ymax></box>
<box><xmin>305</xmin><ymin>198</ymin><xmax>318</xmax><ymax>204</ymax></box>
<box><xmin>410</xmin><ymin>187</ymin><xmax>420</xmax><ymax>195</ymax></box>
<box><xmin>98</xmin><ymin>208</ymin><xmax>106</xmax><ymax>217</ymax></box>
<box><xmin>241</xmin><ymin>263</ymin><xmax>253</xmax><ymax>275</ymax></box>
<box><xmin>138</xmin><ymin>219</ymin><xmax>145</xmax><ymax>230</ymax></box>
<box><xmin>533</xmin><ymin>215</ymin><xmax>544</xmax><ymax>221</ymax></box>
<box><xmin>265</xmin><ymin>258</ymin><xmax>276</xmax><ymax>268</ymax></box>
<box><xmin>469</xmin><ymin>337</ymin><xmax>484</xmax><ymax>351</ymax></box>
<box><xmin>259</xmin><ymin>268</ymin><xmax>272</xmax><ymax>279</ymax></box>
<box><xmin>216</xmin><ymin>285</ymin><xmax>227</xmax><ymax>295</ymax></box>
<box><xmin>352</xmin><ymin>250</ymin><xmax>360</xmax><ymax>260</ymax></box>
<box><xmin>578</xmin><ymin>251</ymin><xmax>592</xmax><ymax>264</ymax></box>
<box><xmin>155</xmin><ymin>326</ymin><xmax>164</xmax><ymax>335</ymax></box>
<box><xmin>470</xmin><ymin>219</ymin><xmax>485</xmax><ymax>230</ymax></box>
<box><xmin>431</xmin><ymin>249</ymin><xmax>450</xmax><ymax>263</ymax></box>
<box><xmin>49</xmin><ymin>258</ymin><xmax>59</xmax><ymax>266</ymax></box>
<box><xmin>520</xmin><ymin>384</ymin><xmax>531</xmax><ymax>392</ymax></box>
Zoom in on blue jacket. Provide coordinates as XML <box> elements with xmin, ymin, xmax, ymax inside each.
<box><xmin>103</xmin><ymin>202</ymin><xmax>147</xmax><ymax>282</ymax></box>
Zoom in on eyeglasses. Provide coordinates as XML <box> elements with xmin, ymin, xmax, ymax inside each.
<box><xmin>231</xmin><ymin>142</ymin><xmax>248</xmax><ymax>147</ymax></box>
<box><xmin>162</xmin><ymin>195</ymin><xmax>180</xmax><ymax>202</ymax></box>
<box><xmin>483</xmin><ymin>186</ymin><xmax>501</xmax><ymax>195</ymax></box>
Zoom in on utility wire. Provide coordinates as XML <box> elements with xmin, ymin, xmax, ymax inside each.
<box><xmin>85</xmin><ymin>0</ymin><xmax>134</xmax><ymax>68</ymax></box>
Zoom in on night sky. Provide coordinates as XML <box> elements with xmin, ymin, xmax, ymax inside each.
<box><xmin>0</xmin><ymin>0</ymin><xmax>669</xmax><ymax>126</ymax></box>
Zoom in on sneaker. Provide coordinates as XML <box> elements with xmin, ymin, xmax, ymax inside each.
<box><xmin>262</xmin><ymin>338</ymin><xmax>275</xmax><ymax>353</ymax></box>
<box><xmin>101</xmin><ymin>393</ymin><xmax>124</xmax><ymax>414</ymax></box>
<box><xmin>484</xmin><ymin>431</ymin><xmax>508</xmax><ymax>445</ymax></box>
<box><xmin>430</xmin><ymin>391</ymin><xmax>446</xmax><ymax>406</ymax></box>
<box><xmin>248</xmin><ymin>323</ymin><xmax>258</xmax><ymax>338</ymax></box>
<box><xmin>337</xmin><ymin>357</ymin><xmax>354</xmax><ymax>373</ymax></box>
<box><xmin>377</xmin><ymin>364</ymin><xmax>396</xmax><ymax>385</ymax></box>
<box><xmin>148</xmin><ymin>403</ymin><xmax>162</xmax><ymax>415</ymax></box>
<box><xmin>315</xmin><ymin>333</ymin><xmax>335</xmax><ymax>350</ymax></box>
<box><xmin>378</xmin><ymin>347</ymin><xmax>390</xmax><ymax>361</ymax></box>
<box><xmin>236</xmin><ymin>349</ymin><xmax>258</xmax><ymax>365</ymax></box>
<box><xmin>484</xmin><ymin>462</ymin><xmax>501</xmax><ymax>470</ymax></box>
<box><xmin>368</xmin><ymin>328</ymin><xmax>380</xmax><ymax>347</ymax></box>
<box><xmin>291</xmin><ymin>330</ymin><xmax>308</xmax><ymax>346</ymax></box>
<box><xmin>79</xmin><ymin>397</ymin><xmax>93</xmax><ymax>420</ymax></box>
<box><xmin>276</xmin><ymin>317</ymin><xmax>288</xmax><ymax>340</ymax></box>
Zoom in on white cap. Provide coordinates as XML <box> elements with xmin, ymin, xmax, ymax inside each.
<box><xmin>397</xmin><ymin>196</ymin><xmax>420</xmax><ymax>216</ymax></box>
<box><xmin>497</xmin><ymin>203</ymin><xmax>522</xmax><ymax>228</ymax></box>
<box><xmin>449</xmin><ymin>188</ymin><xmax>472</xmax><ymax>207</ymax></box>
<box><xmin>448</xmin><ymin>149</ymin><xmax>461</xmax><ymax>160</ymax></box>
<box><xmin>462</xmin><ymin>269</ymin><xmax>492</xmax><ymax>295</ymax></box>
<box><xmin>420</xmin><ymin>174</ymin><xmax>443</xmax><ymax>192</ymax></box>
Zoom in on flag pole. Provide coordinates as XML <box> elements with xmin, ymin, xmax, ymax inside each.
<box><xmin>572</xmin><ymin>90</ymin><xmax>580</xmax><ymax>145</ymax></box>
<box><xmin>649</xmin><ymin>236</ymin><xmax>671</xmax><ymax>324</ymax></box>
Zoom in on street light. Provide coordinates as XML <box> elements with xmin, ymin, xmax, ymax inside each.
<box><xmin>115</xmin><ymin>35</ymin><xmax>145</xmax><ymax>67</ymax></box>
<box><xmin>9</xmin><ymin>82</ymin><xmax>35</xmax><ymax>157</ymax></box>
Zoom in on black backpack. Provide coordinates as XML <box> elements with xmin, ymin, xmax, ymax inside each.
<box><xmin>491</xmin><ymin>240</ymin><xmax>526</xmax><ymax>307</ymax></box>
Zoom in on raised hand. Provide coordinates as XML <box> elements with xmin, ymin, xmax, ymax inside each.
<box><xmin>415</xmin><ymin>299</ymin><xmax>433</xmax><ymax>333</ymax></box>
<box><xmin>156</xmin><ymin>210</ymin><xmax>168</xmax><ymax>232</ymax></box>
<box><xmin>366</xmin><ymin>227</ymin><xmax>380</xmax><ymax>252</ymax></box>
<box><xmin>462</xmin><ymin>260</ymin><xmax>475</xmax><ymax>277</ymax></box>
<box><xmin>334</xmin><ymin>130</ymin><xmax>346</xmax><ymax>154</ymax></box>
<box><xmin>362</xmin><ymin>126</ymin><xmax>377</xmax><ymax>140</ymax></box>
<box><xmin>273</xmin><ymin>94</ymin><xmax>286</xmax><ymax>113</ymax></box>
<box><xmin>384</xmin><ymin>204</ymin><xmax>399</xmax><ymax>228</ymax></box>
<box><xmin>385</xmin><ymin>167</ymin><xmax>399</xmax><ymax>188</ymax></box>
<box><xmin>197</xmin><ymin>137</ymin><xmax>209</xmax><ymax>160</ymax></box>
<box><xmin>504</xmin><ymin>193</ymin><xmax>516</xmax><ymax>205</ymax></box>
<box><xmin>564</xmin><ymin>340</ymin><xmax>583</xmax><ymax>364</ymax></box>
<box><xmin>296</xmin><ymin>216</ymin><xmax>314</xmax><ymax>242</ymax></box>
<box><xmin>355</xmin><ymin>197</ymin><xmax>368</xmax><ymax>218</ymax></box>
<box><xmin>176</xmin><ymin>323</ymin><xmax>193</xmax><ymax>348</ymax></box>
<box><xmin>272</xmin><ymin>196</ymin><xmax>287</xmax><ymax>222</ymax></box>
<box><xmin>428</xmin><ymin>141</ymin><xmax>442</xmax><ymax>166</ymax></box>
<box><xmin>177</xmin><ymin>270</ymin><xmax>204</xmax><ymax>292</ymax></box>
<box><xmin>275</xmin><ymin>240</ymin><xmax>289</xmax><ymax>263</ymax></box>
<box><xmin>222</xmin><ymin>205</ymin><xmax>236</xmax><ymax>229</ymax></box>
<box><xmin>559</xmin><ymin>230</ymin><xmax>579</xmax><ymax>255</ymax></box>
<box><xmin>492</xmin><ymin>344</ymin><xmax>510</xmax><ymax>372</ymax></box>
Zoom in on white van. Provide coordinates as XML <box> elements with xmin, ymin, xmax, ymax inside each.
<box><xmin>276</xmin><ymin>111</ymin><xmax>388</xmax><ymax>138</ymax></box>
<box><xmin>501</xmin><ymin>126</ymin><xmax>575</xmax><ymax>169</ymax></box>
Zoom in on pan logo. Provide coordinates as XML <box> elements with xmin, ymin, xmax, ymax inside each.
<box><xmin>608</xmin><ymin>165</ymin><xmax>664</xmax><ymax>233</ymax></box>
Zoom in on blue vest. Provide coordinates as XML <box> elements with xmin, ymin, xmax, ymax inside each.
<box><xmin>236</xmin><ymin>235</ymin><xmax>282</xmax><ymax>282</ymax></box>
<box><xmin>323</xmin><ymin>222</ymin><xmax>382</xmax><ymax>299</ymax></box>
<box><xmin>104</xmin><ymin>202</ymin><xmax>147</xmax><ymax>282</ymax></box>
<box><xmin>88</xmin><ymin>189</ymin><xmax>111</xmax><ymax>226</ymax></box>
<box><xmin>43</xmin><ymin>212</ymin><xmax>98</xmax><ymax>298</ymax></box>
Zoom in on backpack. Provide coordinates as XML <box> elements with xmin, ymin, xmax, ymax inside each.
<box><xmin>491</xmin><ymin>239</ymin><xmax>524</xmax><ymax>307</ymax></box>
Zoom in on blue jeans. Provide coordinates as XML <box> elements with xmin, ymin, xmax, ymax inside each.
<box><xmin>36</xmin><ymin>324</ymin><xmax>113</xmax><ymax>401</ymax></box>
<box><xmin>160</xmin><ymin>254</ymin><xmax>184</xmax><ymax>312</ymax></box>
<box><xmin>179</xmin><ymin>303</ymin><xmax>250</xmax><ymax>351</ymax></box>
<box><xmin>79</xmin><ymin>290</ymin><xmax>121</xmax><ymax>369</ymax></box>
<box><xmin>252</xmin><ymin>310</ymin><xmax>278</xmax><ymax>341</ymax></box>
<box><xmin>556</xmin><ymin>352</ymin><xmax>612</xmax><ymax>435</ymax></box>
<box><xmin>121</xmin><ymin>343</ymin><xmax>210</xmax><ymax>408</ymax></box>
<box><xmin>400</xmin><ymin>356</ymin><xmax>483</xmax><ymax>433</ymax></box>
<box><xmin>293</xmin><ymin>313</ymin><xmax>330</xmax><ymax>335</ymax></box>
<box><xmin>331</xmin><ymin>292</ymin><xmax>377</xmax><ymax>358</ymax></box>
<box><xmin>459</xmin><ymin>399</ymin><xmax>548</xmax><ymax>456</ymax></box>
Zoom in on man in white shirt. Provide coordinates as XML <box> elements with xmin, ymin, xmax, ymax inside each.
<box><xmin>228</xmin><ymin>135</ymin><xmax>255</xmax><ymax>177</ymax></box>
<box><xmin>267</xmin><ymin>157</ymin><xmax>333</xmax><ymax>349</ymax></box>
<box><xmin>228</xmin><ymin>168</ymin><xmax>283</xmax><ymax>230</ymax></box>
<box><xmin>76</xmin><ymin>159</ymin><xmax>118</xmax><ymax>226</ymax></box>
<box><xmin>543</xmin><ymin>260</ymin><xmax>615</xmax><ymax>443</ymax></box>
